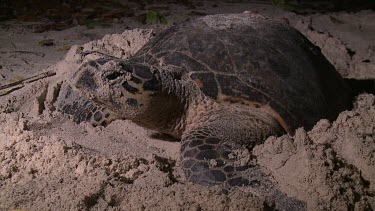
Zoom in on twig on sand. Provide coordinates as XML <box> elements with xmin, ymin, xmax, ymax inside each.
<box><xmin>0</xmin><ymin>71</ymin><xmax>56</xmax><ymax>93</ymax></box>
<box><xmin>21</xmin><ymin>58</ymin><xmax>30</xmax><ymax>64</ymax></box>
<box><xmin>10</xmin><ymin>41</ymin><xmax>16</xmax><ymax>48</ymax></box>
<box><xmin>0</xmin><ymin>85</ymin><xmax>24</xmax><ymax>96</ymax></box>
<box><xmin>0</xmin><ymin>50</ymin><xmax>45</xmax><ymax>57</ymax></box>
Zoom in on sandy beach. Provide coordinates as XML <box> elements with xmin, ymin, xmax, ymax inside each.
<box><xmin>0</xmin><ymin>1</ymin><xmax>374</xmax><ymax>210</ymax></box>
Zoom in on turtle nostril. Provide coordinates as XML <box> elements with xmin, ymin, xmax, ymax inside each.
<box><xmin>106</xmin><ymin>72</ymin><xmax>124</xmax><ymax>80</ymax></box>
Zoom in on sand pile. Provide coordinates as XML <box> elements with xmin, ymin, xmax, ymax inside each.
<box><xmin>1</xmin><ymin>13</ymin><xmax>374</xmax><ymax>211</ymax></box>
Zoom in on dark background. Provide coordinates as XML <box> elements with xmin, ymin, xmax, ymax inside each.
<box><xmin>0</xmin><ymin>0</ymin><xmax>374</xmax><ymax>31</ymax></box>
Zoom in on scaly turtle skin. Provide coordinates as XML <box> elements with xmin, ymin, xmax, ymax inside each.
<box><xmin>57</xmin><ymin>13</ymin><xmax>353</xmax><ymax>190</ymax></box>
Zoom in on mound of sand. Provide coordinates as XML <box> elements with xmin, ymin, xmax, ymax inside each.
<box><xmin>1</xmin><ymin>14</ymin><xmax>374</xmax><ymax>211</ymax></box>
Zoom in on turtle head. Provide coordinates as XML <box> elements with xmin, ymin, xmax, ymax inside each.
<box><xmin>70</xmin><ymin>59</ymin><xmax>162</xmax><ymax>121</ymax></box>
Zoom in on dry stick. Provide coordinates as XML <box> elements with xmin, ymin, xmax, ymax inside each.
<box><xmin>0</xmin><ymin>71</ymin><xmax>56</xmax><ymax>91</ymax></box>
<box><xmin>0</xmin><ymin>50</ymin><xmax>45</xmax><ymax>57</ymax></box>
<box><xmin>0</xmin><ymin>85</ymin><xmax>24</xmax><ymax>96</ymax></box>
<box><xmin>10</xmin><ymin>41</ymin><xmax>17</xmax><ymax>48</ymax></box>
<box><xmin>21</xmin><ymin>58</ymin><xmax>29</xmax><ymax>65</ymax></box>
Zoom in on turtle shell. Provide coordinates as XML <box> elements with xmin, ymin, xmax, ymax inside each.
<box><xmin>130</xmin><ymin>13</ymin><xmax>352</xmax><ymax>131</ymax></box>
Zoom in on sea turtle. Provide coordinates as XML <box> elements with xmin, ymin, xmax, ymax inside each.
<box><xmin>56</xmin><ymin>13</ymin><xmax>358</xmax><ymax>187</ymax></box>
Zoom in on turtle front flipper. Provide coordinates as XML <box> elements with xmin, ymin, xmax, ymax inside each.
<box><xmin>181</xmin><ymin>107</ymin><xmax>305</xmax><ymax>210</ymax></box>
<box><xmin>56</xmin><ymin>83</ymin><xmax>118</xmax><ymax>127</ymax></box>
<box><xmin>181</xmin><ymin>125</ymin><xmax>252</xmax><ymax>187</ymax></box>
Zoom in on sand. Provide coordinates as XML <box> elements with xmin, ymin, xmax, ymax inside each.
<box><xmin>0</xmin><ymin>2</ymin><xmax>374</xmax><ymax>211</ymax></box>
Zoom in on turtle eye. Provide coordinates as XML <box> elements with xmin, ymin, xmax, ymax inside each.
<box><xmin>105</xmin><ymin>72</ymin><xmax>124</xmax><ymax>80</ymax></box>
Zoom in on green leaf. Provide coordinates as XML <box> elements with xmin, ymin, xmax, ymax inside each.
<box><xmin>84</xmin><ymin>19</ymin><xmax>98</xmax><ymax>29</ymax></box>
<box><xmin>145</xmin><ymin>10</ymin><xmax>168</xmax><ymax>24</ymax></box>
<box><xmin>271</xmin><ymin>0</ymin><xmax>288</xmax><ymax>5</ymax></box>
<box><xmin>160</xmin><ymin>17</ymin><xmax>168</xmax><ymax>24</ymax></box>
<box><xmin>271</xmin><ymin>0</ymin><xmax>297</xmax><ymax>11</ymax></box>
